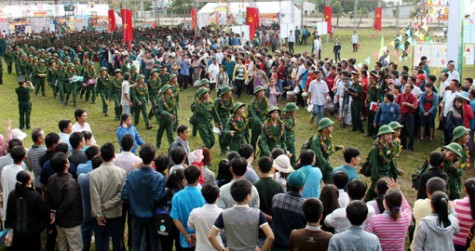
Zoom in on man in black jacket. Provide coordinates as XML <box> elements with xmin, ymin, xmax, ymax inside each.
<box><xmin>417</xmin><ymin>151</ymin><xmax>448</xmax><ymax>199</ymax></box>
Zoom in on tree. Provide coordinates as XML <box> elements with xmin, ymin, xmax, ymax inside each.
<box><xmin>332</xmin><ymin>1</ymin><xmax>343</xmax><ymax>27</ymax></box>
<box><xmin>356</xmin><ymin>7</ymin><xmax>368</xmax><ymax>29</ymax></box>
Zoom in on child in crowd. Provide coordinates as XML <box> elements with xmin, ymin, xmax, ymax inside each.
<box><xmin>332</xmin><ymin>171</ymin><xmax>350</xmax><ymax>208</ymax></box>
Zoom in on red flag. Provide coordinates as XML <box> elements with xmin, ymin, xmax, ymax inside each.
<box><xmin>108</xmin><ymin>9</ymin><xmax>116</xmax><ymax>32</ymax></box>
<box><xmin>374</xmin><ymin>7</ymin><xmax>382</xmax><ymax>31</ymax></box>
<box><xmin>324</xmin><ymin>6</ymin><xmax>332</xmax><ymax>34</ymax></box>
<box><xmin>120</xmin><ymin>9</ymin><xmax>133</xmax><ymax>45</ymax></box>
<box><xmin>246</xmin><ymin>7</ymin><xmax>258</xmax><ymax>39</ymax></box>
<box><xmin>255</xmin><ymin>8</ymin><xmax>260</xmax><ymax>28</ymax></box>
<box><xmin>191</xmin><ymin>8</ymin><xmax>197</xmax><ymax>30</ymax></box>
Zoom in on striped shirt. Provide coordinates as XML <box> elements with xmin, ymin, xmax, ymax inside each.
<box><xmin>453</xmin><ymin>197</ymin><xmax>474</xmax><ymax>246</ymax></box>
<box><xmin>365</xmin><ymin>193</ymin><xmax>412</xmax><ymax>251</ymax></box>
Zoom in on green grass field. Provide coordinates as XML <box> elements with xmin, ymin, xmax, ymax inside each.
<box><xmin>0</xmin><ymin>27</ymin><xmax>474</xmax><ymax>208</ymax></box>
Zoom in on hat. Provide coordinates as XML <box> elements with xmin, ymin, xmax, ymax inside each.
<box><xmin>114</xmin><ymin>69</ymin><xmax>123</xmax><ymax>74</ymax></box>
<box><xmin>160</xmin><ymin>84</ymin><xmax>172</xmax><ymax>95</ymax></box>
<box><xmin>370</xmin><ymin>70</ymin><xmax>379</xmax><ymax>79</ymax></box>
<box><xmin>456</xmin><ymin>91</ymin><xmax>470</xmax><ymax>102</ymax></box>
<box><xmin>233</xmin><ymin>102</ymin><xmax>245</xmax><ymax>114</ymax></box>
<box><xmin>377</xmin><ymin>125</ymin><xmax>395</xmax><ymax>136</ymax></box>
<box><xmin>39</xmin><ymin>59</ymin><xmax>45</xmax><ymax>63</ymax></box>
<box><xmin>219</xmin><ymin>85</ymin><xmax>232</xmax><ymax>97</ymax></box>
<box><xmin>130</xmin><ymin>65</ymin><xmax>136</xmax><ymax>70</ymax></box>
<box><xmin>388</xmin><ymin>121</ymin><xmax>403</xmax><ymax>130</ymax></box>
<box><xmin>151</xmin><ymin>68</ymin><xmax>159</xmax><ymax>74</ymax></box>
<box><xmin>417</xmin><ymin>74</ymin><xmax>426</xmax><ymax>80</ymax></box>
<box><xmin>191</xmin><ymin>149</ymin><xmax>204</xmax><ymax>163</ymax></box>
<box><xmin>287</xmin><ymin>170</ymin><xmax>306</xmax><ymax>190</ymax></box>
<box><xmin>317</xmin><ymin>117</ymin><xmax>334</xmax><ymax>131</ymax></box>
<box><xmin>452</xmin><ymin>126</ymin><xmax>470</xmax><ymax>142</ymax></box>
<box><xmin>169</xmin><ymin>74</ymin><xmax>177</xmax><ymax>80</ymax></box>
<box><xmin>273</xmin><ymin>155</ymin><xmax>294</xmax><ymax>173</ymax></box>
<box><xmin>443</xmin><ymin>142</ymin><xmax>463</xmax><ymax>158</ymax></box>
<box><xmin>57</xmin><ymin>61</ymin><xmax>64</xmax><ymax>66</ymax></box>
<box><xmin>88</xmin><ymin>62</ymin><xmax>94</xmax><ymax>66</ymax></box>
<box><xmin>267</xmin><ymin>106</ymin><xmax>281</xmax><ymax>115</ymax></box>
<box><xmin>283</xmin><ymin>102</ymin><xmax>299</xmax><ymax>112</ymax></box>
<box><xmin>254</xmin><ymin>86</ymin><xmax>265</xmax><ymax>94</ymax></box>
<box><xmin>74</xmin><ymin>58</ymin><xmax>79</xmax><ymax>62</ymax></box>
<box><xmin>12</xmin><ymin>129</ymin><xmax>27</xmax><ymax>141</ymax></box>
<box><xmin>136</xmin><ymin>74</ymin><xmax>145</xmax><ymax>82</ymax></box>
<box><xmin>100</xmin><ymin>67</ymin><xmax>107</xmax><ymax>72</ymax></box>
<box><xmin>351</xmin><ymin>70</ymin><xmax>360</xmax><ymax>76</ymax></box>
<box><xmin>200</xmin><ymin>78</ymin><xmax>210</xmax><ymax>86</ymax></box>
<box><xmin>196</xmin><ymin>87</ymin><xmax>210</xmax><ymax>97</ymax></box>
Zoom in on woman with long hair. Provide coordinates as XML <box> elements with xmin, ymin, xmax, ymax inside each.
<box><xmin>5</xmin><ymin>170</ymin><xmax>48</xmax><ymax>251</ymax></box>
<box><xmin>216</xmin><ymin>159</ymin><xmax>233</xmax><ymax>187</ymax></box>
<box><xmin>453</xmin><ymin>178</ymin><xmax>475</xmax><ymax>250</ymax></box>
<box><xmin>320</xmin><ymin>185</ymin><xmax>340</xmax><ymax>233</ymax></box>
<box><xmin>115</xmin><ymin>113</ymin><xmax>144</xmax><ymax>154</ymax></box>
<box><xmin>413</xmin><ymin>191</ymin><xmax>459</xmax><ymax>251</ymax></box>
<box><xmin>366</xmin><ymin>177</ymin><xmax>389</xmax><ymax>215</ymax></box>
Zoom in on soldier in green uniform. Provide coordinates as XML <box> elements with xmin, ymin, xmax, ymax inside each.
<box><xmin>191</xmin><ymin>78</ymin><xmax>210</xmax><ymax>137</ymax></box>
<box><xmin>96</xmin><ymin>67</ymin><xmax>110</xmax><ymax>116</ymax></box>
<box><xmin>214</xmin><ymin>85</ymin><xmax>234</xmax><ymax>155</ymax></box>
<box><xmin>33</xmin><ymin>59</ymin><xmax>47</xmax><ymax>96</ymax></box>
<box><xmin>260</xmin><ymin>106</ymin><xmax>286</xmax><ymax>157</ymax></box>
<box><xmin>169</xmin><ymin>74</ymin><xmax>180</xmax><ymax>105</ymax></box>
<box><xmin>5</xmin><ymin>47</ymin><xmax>14</xmax><ymax>74</ymax></box>
<box><xmin>132</xmin><ymin>74</ymin><xmax>152</xmax><ymax>129</ymax></box>
<box><xmin>447</xmin><ymin>126</ymin><xmax>471</xmax><ymax>199</ymax></box>
<box><xmin>129</xmin><ymin>65</ymin><xmax>138</xmax><ymax>85</ymax></box>
<box><xmin>389</xmin><ymin>121</ymin><xmax>404</xmax><ymax>179</ymax></box>
<box><xmin>282</xmin><ymin>102</ymin><xmax>299</xmax><ymax>166</ymax></box>
<box><xmin>18</xmin><ymin>53</ymin><xmax>29</xmax><ymax>79</ymax></box>
<box><xmin>83</xmin><ymin>62</ymin><xmax>97</xmax><ymax>104</ymax></box>
<box><xmin>364</xmin><ymin>125</ymin><xmax>396</xmax><ymax>200</ymax></box>
<box><xmin>226</xmin><ymin>102</ymin><xmax>249</xmax><ymax>152</ymax></box>
<box><xmin>348</xmin><ymin>71</ymin><xmax>364</xmax><ymax>133</ymax></box>
<box><xmin>47</xmin><ymin>61</ymin><xmax>57</xmax><ymax>98</ymax></box>
<box><xmin>110</xmin><ymin>69</ymin><xmax>123</xmax><ymax>121</ymax></box>
<box><xmin>15</xmin><ymin>77</ymin><xmax>34</xmax><ymax>130</ymax></box>
<box><xmin>155</xmin><ymin>84</ymin><xmax>178</xmax><ymax>149</ymax></box>
<box><xmin>121</xmin><ymin>55</ymin><xmax>130</xmax><ymax>74</ymax></box>
<box><xmin>158</xmin><ymin>67</ymin><xmax>170</xmax><ymax>88</ymax></box>
<box><xmin>64</xmin><ymin>63</ymin><xmax>76</xmax><ymax>106</ymax></box>
<box><xmin>147</xmin><ymin>69</ymin><xmax>161</xmax><ymax>120</ymax></box>
<box><xmin>0</xmin><ymin>55</ymin><xmax>3</xmax><ymax>84</ymax></box>
<box><xmin>308</xmin><ymin>117</ymin><xmax>344</xmax><ymax>184</ymax></box>
<box><xmin>55</xmin><ymin>61</ymin><xmax>68</xmax><ymax>103</ymax></box>
<box><xmin>13</xmin><ymin>46</ymin><xmax>21</xmax><ymax>75</ymax></box>
<box><xmin>28</xmin><ymin>56</ymin><xmax>37</xmax><ymax>84</ymax></box>
<box><xmin>248</xmin><ymin>86</ymin><xmax>269</xmax><ymax>150</ymax></box>
<box><xmin>441</xmin><ymin>142</ymin><xmax>463</xmax><ymax>200</ymax></box>
<box><xmin>366</xmin><ymin>70</ymin><xmax>382</xmax><ymax>137</ymax></box>
<box><xmin>191</xmin><ymin>87</ymin><xmax>216</xmax><ymax>149</ymax></box>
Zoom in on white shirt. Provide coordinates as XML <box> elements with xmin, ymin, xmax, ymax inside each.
<box><xmin>448</xmin><ymin>69</ymin><xmax>460</xmax><ymax>82</ymax></box>
<box><xmin>1</xmin><ymin>163</ymin><xmax>24</xmax><ymax>221</ymax></box>
<box><xmin>442</xmin><ymin>90</ymin><xmax>460</xmax><ymax>117</ymax></box>
<box><xmin>58</xmin><ymin>132</ymin><xmax>72</xmax><ymax>152</ymax></box>
<box><xmin>121</xmin><ymin>80</ymin><xmax>131</xmax><ymax>106</ymax></box>
<box><xmin>309</xmin><ymin>79</ymin><xmax>329</xmax><ymax>106</ymax></box>
<box><xmin>324</xmin><ymin>204</ymin><xmax>375</xmax><ymax>233</ymax></box>
<box><xmin>215</xmin><ymin>52</ymin><xmax>224</xmax><ymax>65</ymax></box>
<box><xmin>169</xmin><ymin>164</ymin><xmax>185</xmax><ymax>174</ymax></box>
<box><xmin>439</xmin><ymin>80</ymin><xmax>450</xmax><ymax>98</ymax></box>
<box><xmin>411</xmin><ymin>85</ymin><xmax>423</xmax><ymax>98</ymax></box>
<box><xmin>288</xmin><ymin>34</ymin><xmax>295</xmax><ymax>42</ymax></box>
<box><xmin>188</xmin><ymin>204</ymin><xmax>223</xmax><ymax>251</ymax></box>
<box><xmin>338</xmin><ymin>189</ymin><xmax>350</xmax><ymax>208</ymax></box>
<box><xmin>313</xmin><ymin>39</ymin><xmax>321</xmax><ymax>50</ymax></box>
<box><xmin>352</xmin><ymin>34</ymin><xmax>359</xmax><ymax>44</ymax></box>
<box><xmin>72</xmin><ymin>122</ymin><xmax>96</xmax><ymax>144</ymax></box>
<box><xmin>114</xmin><ymin>151</ymin><xmax>142</xmax><ymax>175</ymax></box>
<box><xmin>207</xmin><ymin>63</ymin><xmax>220</xmax><ymax>83</ymax></box>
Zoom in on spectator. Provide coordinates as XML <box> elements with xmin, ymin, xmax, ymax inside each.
<box><xmin>115</xmin><ymin>113</ymin><xmax>144</xmax><ymax>154</ymax></box>
<box><xmin>453</xmin><ymin>178</ymin><xmax>475</xmax><ymax>250</ymax></box>
<box><xmin>440</xmin><ymin>79</ymin><xmax>461</xmax><ymax>145</ymax></box>
<box><xmin>169</xmin><ymin>125</ymin><xmax>191</xmax><ymax>165</ymax></box>
<box><xmin>5</xmin><ymin>170</ymin><xmax>48</xmax><ymax>251</ymax></box>
<box><xmin>114</xmin><ymin>134</ymin><xmax>142</xmax><ymax>174</ymax></box>
<box><xmin>413</xmin><ymin>191</ymin><xmax>459</xmax><ymax>251</ymax></box>
<box><xmin>89</xmin><ymin>143</ymin><xmax>126</xmax><ymax>251</ymax></box>
<box><xmin>272</xmin><ymin>154</ymin><xmax>293</xmax><ymax>190</ymax></box>
<box><xmin>446</xmin><ymin>96</ymin><xmax>465</xmax><ymax>141</ymax></box>
<box><xmin>297</xmin><ymin>150</ymin><xmax>322</xmax><ymax>198</ymax></box>
<box><xmin>320</xmin><ymin>184</ymin><xmax>340</xmax><ymax>234</ymax></box>
<box><xmin>71</xmin><ymin>109</ymin><xmax>96</xmax><ymax>144</ymax></box>
<box><xmin>122</xmin><ymin>144</ymin><xmax>166</xmax><ymax>251</ymax></box>
<box><xmin>68</xmin><ymin>132</ymin><xmax>87</xmax><ymax>178</ymax></box>
<box><xmin>208</xmin><ymin>179</ymin><xmax>275</xmax><ymax>251</ymax></box>
<box><xmin>169</xmin><ymin>147</ymin><xmax>187</xmax><ymax>174</ymax></box>
<box><xmin>238</xmin><ymin>144</ymin><xmax>259</xmax><ymax>183</ymax></box>
<box><xmin>76</xmin><ymin>145</ymin><xmax>99</xmax><ymax>176</ymax></box>
<box><xmin>81</xmin><ymin>131</ymin><xmax>94</xmax><ymax>150</ymax></box>
<box><xmin>332</xmin><ymin>147</ymin><xmax>360</xmax><ymax>190</ymax></box>
<box><xmin>254</xmin><ymin>156</ymin><xmax>284</xmax><ymax>220</ymax></box>
<box><xmin>289</xmin><ymin>198</ymin><xmax>333</xmax><ymax>251</ymax></box>
<box><xmin>332</xmin><ymin>172</ymin><xmax>350</xmax><ymax>208</ymax></box>
<box><xmin>307</xmin><ymin>71</ymin><xmax>329</xmax><ymax>124</ymax></box>
<box><xmin>366</xmin><ymin>178</ymin><xmax>389</xmax><ymax>215</ymax></box>
<box><xmin>417</xmin><ymin>151</ymin><xmax>448</xmax><ymax>199</ymax></box>
<box><xmin>170</xmin><ymin>165</ymin><xmax>206</xmax><ymax>250</ymax></box>
<box><xmin>216</xmin><ymin>158</ymin><xmax>232</xmax><ymax>187</ymax></box>
<box><xmin>1</xmin><ymin>146</ymin><xmax>27</xmax><ymax>223</ymax></box>
<box><xmin>188</xmin><ymin>184</ymin><xmax>223</xmax><ymax>251</ymax></box>
<box><xmin>26</xmin><ymin>128</ymin><xmax>46</xmax><ymax>192</ymax></box>
<box><xmin>121</xmin><ymin>72</ymin><xmax>133</xmax><ymax>115</ymax></box>
<box><xmin>58</xmin><ymin>119</ymin><xmax>73</xmax><ymax>151</ymax></box>
<box><xmin>39</xmin><ymin>133</ymin><xmax>60</xmax><ymax>194</ymax></box>
<box><xmin>419</xmin><ymin>83</ymin><xmax>439</xmax><ymax>141</ymax></box>
<box><xmin>327</xmin><ymin>201</ymin><xmax>382</xmax><ymax>251</ymax></box>
<box><xmin>395</xmin><ymin>83</ymin><xmax>418</xmax><ymax>151</ymax></box>
<box><xmin>374</xmin><ymin>93</ymin><xmax>400</xmax><ymax>128</ymax></box>
<box><xmin>201</xmin><ymin>147</ymin><xmax>215</xmax><ymax>186</ymax></box>
<box><xmin>45</xmin><ymin>152</ymin><xmax>83</xmax><ymax>251</ymax></box>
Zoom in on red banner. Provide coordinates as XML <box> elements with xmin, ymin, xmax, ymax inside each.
<box><xmin>120</xmin><ymin>9</ymin><xmax>133</xmax><ymax>46</ymax></box>
<box><xmin>246</xmin><ymin>7</ymin><xmax>259</xmax><ymax>39</ymax></box>
<box><xmin>108</xmin><ymin>9</ymin><xmax>116</xmax><ymax>32</ymax></box>
<box><xmin>324</xmin><ymin>6</ymin><xmax>332</xmax><ymax>34</ymax></box>
<box><xmin>191</xmin><ymin>8</ymin><xmax>197</xmax><ymax>30</ymax></box>
<box><xmin>374</xmin><ymin>7</ymin><xmax>382</xmax><ymax>31</ymax></box>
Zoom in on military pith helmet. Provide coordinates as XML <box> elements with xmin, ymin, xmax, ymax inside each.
<box><xmin>114</xmin><ymin>69</ymin><xmax>123</xmax><ymax>74</ymax></box>
<box><xmin>100</xmin><ymin>67</ymin><xmax>107</xmax><ymax>72</ymax></box>
<box><xmin>218</xmin><ymin>85</ymin><xmax>232</xmax><ymax>97</ymax></box>
<box><xmin>283</xmin><ymin>102</ymin><xmax>299</xmax><ymax>112</ymax></box>
<box><xmin>267</xmin><ymin>106</ymin><xmax>281</xmax><ymax>115</ymax></box>
<box><xmin>317</xmin><ymin>117</ymin><xmax>334</xmax><ymax>131</ymax></box>
<box><xmin>389</xmin><ymin>121</ymin><xmax>403</xmax><ymax>130</ymax></box>
<box><xmin>136</xmin><ymin>74</ymin><xmax>145</xmax><ymax>82</ymax></box>
<box><xmin>254</xmin><ymin>86</ymin><xmax>265</xmax><ymax>94</ymax></box>
<box><xmin>377</xmin><ymin>125</ymin><xmax>395</xmax><ymax>136</ymax></box>
<box><xmin>160</xmin><ymin>84</ymin><xmax>172</xmax><ymax>95</ymax></box>
<box><xmin>443</xmin><ymin>142</ymin><xmax>463</xmax><ymax>158</ymax></box>
<box><xmin>452</xmin><ymin>126</ymin><xmax>470</xmax><ymax>142</ymax></box>
<box><xmin>233</xmin><ymin>102</ymin><xmax>245</xmax><ymax>114</ymax></box>
<box><xmin>196</xmin><ymin>87</ymin><xmax>210</xmax><ymax>97</ymax></box>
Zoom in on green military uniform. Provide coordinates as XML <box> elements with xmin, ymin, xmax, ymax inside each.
<box><xmin>442</xmin><ymin>142</ymin><xmax>463</xmax><ymax>200</ymax></box>
<box><xmin>55</xmin><ymin>62</ymin><xmax>68</xmax><ymax>103</ymax></box>
<box><xmin>169</xmin><ymin>74</ymin><xmax>180</xmax><ymax>106</ymax></box>
<box><xmin>190</xmin><ymin>87</ymin><xmax>216</xmax><ymax>149</ymax></box>
<box><xmin>260</xmin><ymin>106</ymin><xmax>287</xmax><ymax>157</ymax></box>
<box><xmin>83</xmin><ymin>62</ymin><xmax>97</xmax><ymax>103</ymax></box>
<box><xmin>365</xmin><ymin>125</ymin><xmax>396</xmax><ymax>201</ymax></box>
<box><xmin>0</xmin><ymin>56</ymin><xmax>3</xmax><ymax>84</ymax></box>
<box><xmin>33</xmin><ymin>59</ymin><xmax>47</xmax><ymax>96</ymax></box>
<box><xmin>226</xmin><ymin>102</ymin><xmax>249</xmax><ymax>152</ymax></box>
<box><xmin>155</xmin><ymin>84</ymin><xmax>178</xmax><ymax>149</ymax></box>
<box><xmin>367</xmin><ymin>72</ymin><xmax>382</xmax><ymax>137</ymax></box>
<box><xmin>5</xmin><ymin>48</ymin><xmax>14</xmax><ymax>74</ymax></box>
<box><xmin>147</xmin><ymin>69</ymin><xmax>161</xmax><ymax>120</ymax></box>
<box><xmin>282</xmin><ymin>102</ymin><xmax>299</xmax><ymax>166</ymax></box>
<box><xmin>159</xmin><ymin>72</ymin><xmax>170</xmax><ymax>88</ymax></box>
<box><xmin>447</xmin><ymin>127</ymin><xmax>470</xmax><ymax>200</ymax></box>
<box><xmin>28</xmin><ymin>57</ymin><xmax>37</xmax><ymax>84</ymax></box>
<box><xmin>64</xmin><ymin>64</ymin><xmax>76</xmax><ymax>105</ymax></box>
<box><xmin>132</xmin><ymin>74</ymin><xmax>151</xmax><ymax>129</ymax></box>
<box><xmin>214</xmin><ymin>86</ymin><xmax>234</xmax><ymax>155</ymax></box>
<box><xmin>16</xmin><ymin>79</ymin><xmax>33</xmax><ymax>130</ymax></box>
<box><xmin>129</xmin><ymin>66</ymin><xmax>138</xmax><ymax>85</ymax></box>
<box><xmin>191</xmin><ymin>79</ymin><xmax>211</xmax><ymax>137</ymax></box>
<box><xmin>110</xmin><ymin>69</ymin><xmax>123</xmax><ymax>121</ymax></box>
<box><xmin>121</xmin><ymin>61</ymin><xmax>130</xmax><ymax>74</ymax></box>
<box><xmin>248</xmin><ymin>86</ymin><xmax>269</xmax><ymax>150</ymax></box>
<box><xmin>388</xmin><ymin>121</ymin><xmax>404</xmax><ymax>179</ymax></box>
<box><xmin>13</xmin><ymin>48</ymin><xmax>21</xmax><ymax>75</ymax></box>
<box><xmin>96</xmin><ymin>67</ymin><xmax>110</xmax><ymax>116</ymax></box>
<box><xmin>18</xmin><ymin>54</ymin><xmax>29</xmax><ymax>79</ymax></box>
<box><xmin>47</xmin><ymin>62</ymin><xmax>57</xmax><ymax>98</ymax></box>
<box><xmin>349</xmin><ymin>79</ymin><xmax>364</xmax><ymax>132</ymax></box>
<box><xmin>70</xmin><ymin>60</ymin><xmax>83</xmax><ymax>106</ymax></box>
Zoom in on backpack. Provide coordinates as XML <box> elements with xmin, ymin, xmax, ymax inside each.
<box><xmin>300</xmin><ymin>135</ymin><xmax>316</xmax><ymax>153</ymax></box>
<box><xmin>411</xmin><ymin>160</ymin><xmax>430</xmax><ymax>189</ymax></box>
<box><xmin>155</xmin><ymin>207</ymin><xmax>173</xmax><ymax>236</ymax></box>
<box><xmin>359</xmin><ymin>146</ymin><xmax>375</xmax><ymax>177</ymax></box>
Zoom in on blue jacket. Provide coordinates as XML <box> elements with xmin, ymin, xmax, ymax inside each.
<box><xmin>115</xmin><ymin>125</ymin><xmax>144</xmax><ymax>154</ymax></box>
<box><xmin>121</xmin><ymin>166</ymin><xmax>166</xmax><ymax>218</ymax></box>
<box><xmin>418</xmin><ymin>91</ymin><xmax>439</xmax><ymax>115</ymax></box>
<box><xmin>374</xmin><ymin>102</ymin><xmax>400</xmax><ymax>126</ymax></box>
<box><xmin>299</xmin><ymin>165</ymin><xmax>322</xmax><ymax>198</ymax></box>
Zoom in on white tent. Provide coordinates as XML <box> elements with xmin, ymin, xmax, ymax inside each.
<box><xmin>197</xmin><ymin>1</ymin><xmax>301</xmax><ymax>37</ymax></box>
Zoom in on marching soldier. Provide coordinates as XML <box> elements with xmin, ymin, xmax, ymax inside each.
<box><xmin>447</xmin><ymin>126</ymin><xmax>471</xmax><ymax>199</ymax></box>
<box><xmin>56</xmin><ymin>61</ymin><xmax>68</xmax><ymax>103</ymax></box>
<box><xmin>132</xmin><ymin>74</ymin><xmax>152</xmax><ymax>129</ymax></box>
<box><xmin>226</xmin><ymin>102</ymin><xmax>249</xmax><ymax>152</ymax></box>
<box><xmin>96</xmin><ymin>67</ymin><xmax>110</xmax><ymax>116</ymax></box>
<box><xmin>248</xmin><ymin>86</ymin><xmax>269</xmax><ymax>150</ymax></box>
<box><xmin>110</xmin><ymin>69</ymin><xmax>123</xmax><ymax>121</ymax></box>
<box><xmin>282</xmin><ymin>102</ymin><xmax>299</xmax><ymax>166</ymax></box>
<box><xmin>260</xmin><ymin>106</ymin><xmax>286</xmax><ymax>157</ymax></box>
<box><xmin>155</xmin><ymin>84</ymin><xmax>178</xmax><ymax>149</ymax></box>
<box><xmin>348</xmin><ymin>70</ymin><xmax>364</xmax><ymax>133</ymax></box>
<box><xmin>83</xmin><ymin>62</ymin><xmax>97</xmax><ymax>104</ymax></box>
<box><xmin>214</xmin><ymin>85</ymin><xmax>234</xmax><ymax>155</ymax></box>
<box><xmin>147</xmin><ymin>68</ymin><xmax>161</xmax><ymax>120</ymax></box>
<box><xmin>64</xmin><ymin>63</ymin><xmax>77</xmax><ymax>106</ymax></box>
<box><xmin>47</xmin><ymin>60</ymin><xmax>57</xmax><ymax>98</ymax></box>
<box><xmin>190</xmin><ymin>87</ymin><xmax>216</xmax><ymax>149</ymax></box>
<box><xmin>366</xmin><ymin>70</ymin><xmax>382</xmax><ymax>137</ymax></box>
<box><xmin>33</xmin><ymin>59</ymin><xmax>47</xmax><ymax>96</ymax></box>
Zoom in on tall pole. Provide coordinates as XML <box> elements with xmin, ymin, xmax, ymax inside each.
<box><xmin>396</xmin><ymin>2</ymin><xmax>399</xmax><ymax>30</ymax></box>
<box><xmin>353</xmin><ymin>0</ymin><xmax>358</xmax><ymax>30</ymax></box>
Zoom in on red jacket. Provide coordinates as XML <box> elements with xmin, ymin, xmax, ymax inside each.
<box><xmin>463</xmin><ymin>103</ymin><xmax>474</xmax><ymax>128</ymax></box>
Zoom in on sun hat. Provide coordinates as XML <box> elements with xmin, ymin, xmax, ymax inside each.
<box><xmin>273</xmin><ymin>155</ymin><xmax>294</xmax><ymax>174</ymax></box>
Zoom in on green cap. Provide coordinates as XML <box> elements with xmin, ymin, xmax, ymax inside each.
<box><xmin>151</xmin><ymin>68</ymin><xmax>159</xmax><ymax>74</ymax></box>
<box><xmin>39</xmin><ymin>59</ymin><xmax>45</xmax><ymax>63</ymax></box>
<box><xmin>130</xmin><ymin>65</ymin><xmax>136</xmax><ymax>70</ymax></box>
<box><xmin>100</xmin><ymin>67</ymin><xmax>107</xmax><ymax>72</ymax></box>
<box><xmin>287</xmin><ymin>170</ymin><xmax>306</xmax><ymax>190</ymax></box>
<box><xmin>114</xmin><ymin>69</ymin><xmax>123</xmax><ymax>74</ymax></box>
<box><xmin>233</xmin><ymin>102</ymin><xmax>245</xmax><ymax>114</ymax></box>
<box><xmin>169</xmin><ymin>74</ymin><xmax>177</xmax><ymax>80</ymax></box>
<box><xmin>377</xmin><ymin>125</ymin><xmax>395</xmax><ymax>136</ymax></box>
<box><xmin>317</xmin><ymin>117</ymin><xmax>334</xmax><ymax>131</ymax></box>
<box><xmin>254</xmin><ymin>86</ymin><xmax>265</xmax><ymax>94</ymax></box>
<box><xmin>452</xmin><ymin>126</ymin><xmax>470</xmax><ymax>142</ymax></box>
<box><xmin>160</xmin><ymin>84</ymin><xmax>172</xmax><ymax>95</ymax></box>
<box><xmin>136</xmin><ymin>74</ymin><xmax>145</xmax><ymax>82</ymax></box>
<box><xmin>196</xmin><ymin>87</ymin><xmax>210</xmax><ymax>97</ymax></box>
<box><xmin>67</xmin><ymin>63</ymin><xmax>74</xmax><ymax>68</ymax></box>
<box><xmin>388</xmin><ymin>121</ymin><xmax>403</xmax><ymax>130</ymax></box>
<box><xmin>200</xmin><ymin>78</ymin><xmax>210</xmax><ymax>86</ymax></box>
<box><xmin>283</xmin><ymin>102</ymin><xmax>299</xmax><ymax>112</ymax></box>
<box><xmin>74</xmin><ymin>58</ymin><xmax>80</xmax><ymax>62</ymax></box>
<box><xmin>88</xmin><ymin>61</ymin><xmax>94</xmax><ymax>66</ymax></box>
<box><xmin>443</xmin><ymin>142</ymin><xmax>463</xmax><ymax>158</ymax></box>
<box><xmin>57</xmin><ymin>61</ymin><xmax>64</xmax><ymax>66</ymax></box>
<box><xmin>267</xmin><ymin>106</ymin><xmax>281</xmax><ymax>115</ymax></box>
<box><xmin>218</xmin><ymin>85</ymin><xmax>232</xmax><ymax>97</ymax></box>
<box><xmin>53</xmin><ymin>53</ymin><xmax>58</xmax><ymax>57</ymax></box>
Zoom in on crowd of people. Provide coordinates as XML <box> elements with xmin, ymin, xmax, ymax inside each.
<box><xmin>0</xmin><ymin>24</ymin><xmax>474</xmax><ymax>251</ymax></box>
